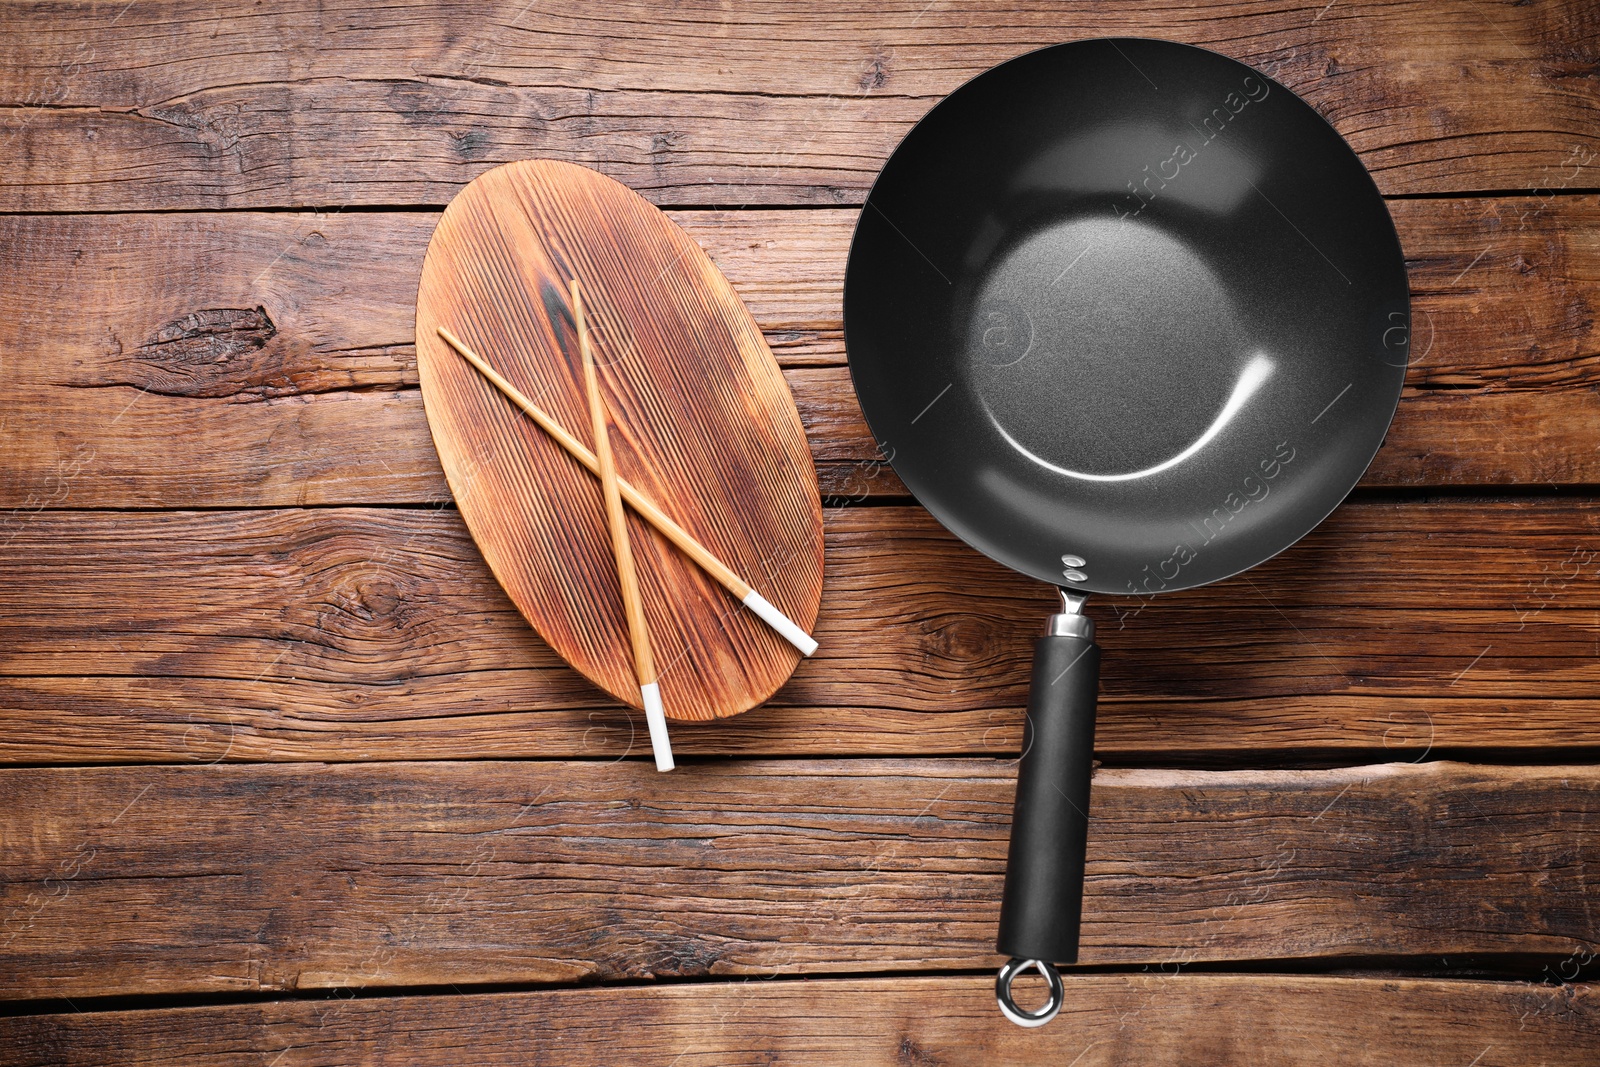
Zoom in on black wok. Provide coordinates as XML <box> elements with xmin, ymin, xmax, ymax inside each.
<box><xmin>843</xmin><ymin>38</ymin><xmax>1408</xmax><ymax>1026</ymax></box>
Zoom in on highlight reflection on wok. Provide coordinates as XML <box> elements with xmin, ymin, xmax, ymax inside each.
<box><xmin>990</xmin><ymin>353</ymin><xmax>1276</xmax><ymax>483</ymax></box>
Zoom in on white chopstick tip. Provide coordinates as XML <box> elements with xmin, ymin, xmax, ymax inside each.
<box><xmin>640</xmin><ymin>682</ymin><xmax>674</xmax><ymax>772</ymax></box>
<box><xmin>742</xmin><ymin>590</ymin><xmax>818</xmax><ymax>656</ymax></box>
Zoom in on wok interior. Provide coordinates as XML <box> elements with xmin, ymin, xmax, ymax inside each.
<box><xmin>845</xmin><ymin>39</ymin><xmax>1409</xmax><ymax>595</ymax></box>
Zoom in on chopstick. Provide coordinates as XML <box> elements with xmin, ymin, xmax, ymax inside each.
<box><xmin>573</xmin><ymin>280</ymin><xmax>673</xmax><ymax>773</ymax></box>
<box><xmin>436</xmin><ymin>324</ymin><xmax>819</xmax><ymax>657</ymax></box>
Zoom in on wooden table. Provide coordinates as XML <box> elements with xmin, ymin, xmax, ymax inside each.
<box><xmin>2</xmin><ymin>3</ymin><xmax>1598</xmax><ymax>1063</ymax></box>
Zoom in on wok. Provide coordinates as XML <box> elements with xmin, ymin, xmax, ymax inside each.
<box><xmin>843</xmin><ymin>37</ymin><xmax>1409</xmax><ymax>1026</ymax></box>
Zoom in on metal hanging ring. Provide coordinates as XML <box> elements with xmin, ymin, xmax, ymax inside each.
<box><xmin>996</xmin><ymin>956</ymin><xmax>1064</xmax><ymax>1027</ymax></box>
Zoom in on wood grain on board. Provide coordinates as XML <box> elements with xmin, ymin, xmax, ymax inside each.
<box><xmin>413</xmin><ymin>160</ymin><xmax>822</xmax><ymax>720</ymax></box>
<box><xmin>2</xmin><ymin>500</ymin><xmax>1598</xmax><ymax>763</ymax></box>
<box><xmin>0</xmin><ymin>0</ymin><xmax>1596</xmax><ymax>210</ymax></box>
<box><xmin>0</xmin><ymin>198</ymin><xmax>1596</xmax><ymax>510</ymax></box>
<box><xmin>1</xmin><ymin>760</ymin><xmax>1596</xmax><ymax>1000</ymax></box>
<box><xmin>2</xmin><ymin>975</ymin><xmax>1594</xmax><ymax>1067</ymax></box>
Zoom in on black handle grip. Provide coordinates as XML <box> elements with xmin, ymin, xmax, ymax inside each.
<box><xmin>996</xmin><ymin>631</ymin><xmax>1101</xmax><ymax>964</ymax></box>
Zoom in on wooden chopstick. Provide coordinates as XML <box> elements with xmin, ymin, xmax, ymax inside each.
<box><xmin>436</xmin><ymin>324</ymin><xmax>819</xmax><ymax>657</ymax></box>
<box><xmin>572</xmin><ymin>280</ymin><xmax>673</xmax><ymax>772</ymax></box>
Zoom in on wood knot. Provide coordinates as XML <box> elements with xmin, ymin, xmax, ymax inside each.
<box><xmin>859</xmin><ymin>47</ymin><xmax>892</xmax><ymax>91</ymax></box>
<box><xmin>104</xmin><ymin>306</ymin><xmax>291</xmax><ymax>400</ymax></box>
<box><xmin>74</xmin><ymin>306</ymin><xmax>413</xmax><ymax>402</ymax></box>
<box><xmin>142</xmin><ymin>305</ymin><xmax>277</xmax><ymax>364</ymax></box>
<box><xmin>650</xmin><ymin>131</ymin><xmax>683</xmax><ymax>157</ymax></box>
<box><xmin>644</xmin><ymin>934</ymin><xmax>722</xmax><ymax>978</ymax></box>
<box><xmin>897</xmin><ymin>1036</ymin><xmax>940</xmax><ymax>1065</ymax></box>
<box><xmin>924</xmin><ymin>614</ymin><xmax>1003</xmax><ymax>665</ymax></box>
<box><xmin>450</xmin><ymin>129</ymin><xmax>490</xmax><ymax>159</ymax></box>
<box><xmin>280</xmin><ymin>549</ymin><xmax>423</xmax><ymax>649</ymax></box>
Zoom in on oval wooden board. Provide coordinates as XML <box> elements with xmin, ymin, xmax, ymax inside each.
<box><xmin>415</xmin><ymin>160</ymin><xmax>823</xmax><ymax>722</ymax></box>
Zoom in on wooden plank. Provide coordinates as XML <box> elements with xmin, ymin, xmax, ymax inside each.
<box><xmin>3</xmin><ymin>500</ymin><xmax>1599</xmax><ymax>763</ymax></box>
<box><xmin>0</xmin><ymin>760</ymin><xmax>1596</xmax><ymax>1000</ymax></box>
<box><xmin>2</xmin><ymin>974</ymin><xmax>1594</xmax><ymax>1066</ymax></box>
<box><xmin>1</xmin><ymin>0</ymin><xmax>1596</xmax><ymax>209</ymax></box>
<box><xmin>1</xmin><ymin>198</ymin><xmax>1597</xmax><ymax>509</ymax></box>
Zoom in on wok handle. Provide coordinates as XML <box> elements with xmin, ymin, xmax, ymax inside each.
<box><xmin>995</xmin><ymin>608</ymin><xmax>1100</xmax><ymax>1025</ymax></box>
